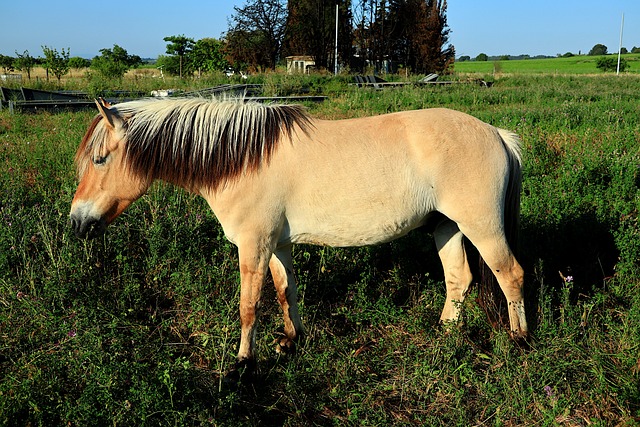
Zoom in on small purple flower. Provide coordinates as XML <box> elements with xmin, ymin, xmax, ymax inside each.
<box><xmin>67</xmin><ymin>330</ymin><xmax>77</xmax><ymax>338</ymax></box>
<box><xmin>544</xmin><ymin>385</ymin><xmax>554</xmax><ymax>398</ymax></box>
<box><xmin>565</xmin><ymin>276</ymin><xmax>574</xmax><ymax>283</ymax></box>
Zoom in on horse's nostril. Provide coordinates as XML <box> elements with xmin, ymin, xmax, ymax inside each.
<box><xmin>69</xmin><ymin>213</ymin><xmax>106</xmax><ymax>239</ymax></box>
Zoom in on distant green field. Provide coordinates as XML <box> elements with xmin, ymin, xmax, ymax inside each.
<box><xmin>455</xmin><ymin>53</ymin><xmax>640</xmax><ymax>74</ymax></box>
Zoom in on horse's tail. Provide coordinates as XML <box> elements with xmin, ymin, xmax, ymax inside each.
<box><xmin>478</xmin><ymin>128</ymin><xmax>523</xmax><ymax>329</ymax></box>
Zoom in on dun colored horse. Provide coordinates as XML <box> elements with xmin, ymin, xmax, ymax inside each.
<box><xmin>70</xmin><ymin>98</ymin><xmax>528</xmax><ymax>374</ymax></box>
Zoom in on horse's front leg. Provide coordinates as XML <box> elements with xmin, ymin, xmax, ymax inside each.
<box><xmin>231</xmin><ymin>242</ymin><xmax>272</xmax><ymax>379</ymax></box>
<box><xmin>269</xmin><ymin>247</ymin><xmax>303</xmax><ymax>354</ymax></box>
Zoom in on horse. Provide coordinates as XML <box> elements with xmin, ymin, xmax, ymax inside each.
<box><xmin>70</xmin><ymin>97</ymin><xmax>528</xmax><ymax>376</ymax></box>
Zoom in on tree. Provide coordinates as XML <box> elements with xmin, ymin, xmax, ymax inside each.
<box><xmin>355</xmin><ymin>0</ymin><xmax>454</xmax><ymax>74</ymax></box>
<box><xmin>68</xmin><ymin>56</ymin><xmax>91</xmax><ymax>70</ymax></box>
<box><xmin>475</xmin><ymin>53</ymin><xmax>488</xmax><ymax>61</ymax></box>
<box><xmin>588</xmin><ymin>43</ymin><xmax>607</xmax><ymax>56</ymax></box>
<box><xmin>223</xmin><ymin>29</ymin><xmax>271</xmax><ymax>72</ymax></box>
<box><xmin>163</xmin><ymin>35</ymin><xmax>195</xmax><ymax>78</ymax></box>
<box><xmin>226</xmin><ymin>0</ymin><xmax>288</xmax><ymax>70</ymax></box>
<box><xmin>0</xmin><ymin>54</ymin><xmax>13</xmax><ymax>73</ymax></box>
<box><xmin>283</xmin><ymin>0</ymin><xmax>353</xmax><ymax>71</ymax></box>
<box><xmin>91</xmin><ymin>45</ymin><xmax>142</xmax><ymax>78</ymax></box>
<box><xmin>41</xmin><ymin>46</ymin><xmax>70</xmax><ymax>83</ymax></box>
<box><xmin>14</xmin><ymin>50</ymin><xmax>35</xmax><ymax>80</ymax></box>
<box><xmin>155</xmin><ymin>55</ymin><xmax>182</xmax><ymax>76</ymax></box>
<box><xmin>191</xmin><ymin>38</ymin><xmax>228</xmax><ymax>75</ymax></box>
<box><xmin>415</xmin><ymin>0</ymin><xmax>455</xmax><ymax>73</ymax></box>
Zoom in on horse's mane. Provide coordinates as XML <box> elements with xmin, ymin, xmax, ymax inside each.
<box><xmin>75</xmin><ymin>97</ymin><xmax>313</xmax><ymax>189</ymax></box>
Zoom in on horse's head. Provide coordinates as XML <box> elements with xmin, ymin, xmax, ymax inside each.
<box><xmin>70</xmin><ymin>100</ymin><xmax>151</xmax><ymax>239</ymax></box>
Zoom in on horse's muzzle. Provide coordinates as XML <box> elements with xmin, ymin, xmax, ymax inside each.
<box><xmin>70</xmin><ymin>213</ymin><xmax>107</xmax><ymax>239</ymax></box>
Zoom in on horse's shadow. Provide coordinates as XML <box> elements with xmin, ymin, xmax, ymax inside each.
<box><xmin>520</xmin><ymin>209</ymin><xmax>619</xmax><ymax>329</ymax></box>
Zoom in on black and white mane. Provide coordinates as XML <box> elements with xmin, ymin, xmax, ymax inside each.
<box><xmin>76</xmin><ymin>97</ymin><xmax>313</xmax><ymax>189</ymax></box>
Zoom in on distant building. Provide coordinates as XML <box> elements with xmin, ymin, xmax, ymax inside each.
<box><xmin>286</xmin><ymin>56</ymin><xmax>315</xmax><ymax>74</ymax></box>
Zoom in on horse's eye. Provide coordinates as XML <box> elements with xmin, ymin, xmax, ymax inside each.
<box><xmin>93</xmin><ymin>155</ymin><xmax>108</xmax><ymax>165</ymax></box>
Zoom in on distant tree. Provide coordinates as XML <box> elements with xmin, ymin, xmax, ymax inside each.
<box><xmin>41</xmin><ymin>46</ymin><xmax>70</xmax><ymax>83</ymax></box>
<box><xmin>191</xmin><ymin>38</ymin><xmax>228</xmax><ymax>75</ymax></box>
<box><xmin>560</xmin><ymin>52</ymin><xmax>574</xmax><ymax>58</ymax></box>
<box><xmin>499</xmin><ymin>55</ymin><xmax>510</xmax><ymax>61</ymax></box>
<box><xmin>226</xmin><ymin>0</ymin><xmax>288</xmax><ymax>70</ymax></box>
<box><xmin>155</xmin><ymin>55</ymin><xmax>181</xmax><ymax>76</ymax></box>
<box><xmin>14</xmin><ymin>50</ymin><xmax>35</xmax><ymax>80</ymax></box>
<box><xmin>596</xmin><ymin>56</ymin><xmax>628</xmax><ymax>72</ymax></box>
<box><xmin>283</xmin><ymin>0</ymin><xmax>352</xmax><ymax>71</ymax></box>
<box><xmin>458</xmin><ymin>55</ymin><xmax>471</xmax><ymax>62</ymax></box>
<box><xmin>475</xmin><ymin>53</ymin><xmax>488</xmax><ymax>61</ymax></box>
<box><xmin>68</xmin><ymin>56</ymin><xmax>91</xmax><ymax>70</ymax></box>
<box><xmin>0</xmin><ymin>54</ymin><xmax>14</xmax><ymax>74</ymax></box>
<box><xmin>223</xmin><ymin>29</ymin><xmax>271</xmax><ymax>72</ymax></box>
<box><xmin>402</xmin><ymin>0</ymin><xmax>455</xmax><ymax>74</ymax></box>
<box><xmin>588</xmin><ymin>44</ymin><xmax>607</xmax><ymax>56</ymax></box>
<box><xmin>91</xmin><ymin>45</ymin><xmax>142</xmax><ymax>79</ymax></box>
<box><xmin>163</xmin><ymin>35</ymin><xmax>195</xmax><ymax>78</ymax></box>
<box><xmin>632</xmin><ymin>46</ymin><xmax>640</xmax><ymax>54</ymax></box>
<box><xmin>619</xmin><ymin>47</ymin><xmax>628</xmax><ymax>55</ymax></box>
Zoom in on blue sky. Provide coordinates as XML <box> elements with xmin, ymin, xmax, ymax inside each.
<box><xmin>1</xmin><ymin>1</ymin><xmax>638</xmax><ymax>59</ymax></box>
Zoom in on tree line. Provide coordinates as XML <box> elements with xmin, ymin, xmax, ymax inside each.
<box><xmin>0</xmin><ymin>46</ymin><xmax>143</xmax><ymax>82</ymax></box>
<box><xmin>458</xmin><ymin>43</ymin><xmax>640</xmax><ymax>63</ymax></box>
<box><xmin>0</xmin><ymin>0</ymin><xmax>454</xmax><ymax>79</ymax></box>
<box><xmin>226</xmin><ymin>0</ymin><xmax>454</xmax><ymax>74</ymax></box>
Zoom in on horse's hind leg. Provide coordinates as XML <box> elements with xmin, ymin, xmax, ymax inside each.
<box><xmin>434</xmin><ymin>219</ymin><xmax>473</xmax><ymax>324</ymax></box>
<box><xmin>269</xmin><ymin>247</ymin><xmax>303</xmax><ymax>354</ymax></box>
<box><xmin>457</xmin><ymin>223</ymin><xmax>528</xmax><ymax>338</ymax></box>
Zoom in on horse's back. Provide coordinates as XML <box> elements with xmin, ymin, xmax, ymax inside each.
<box><xmin>266</xmin><ymin>108</ymin><xmax>513</xmax><ymax>247</ymax></box>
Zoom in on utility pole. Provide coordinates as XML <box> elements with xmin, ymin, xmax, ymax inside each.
<box><xmin>617</xmin><ymin>13</ymin><xmax>624</xmax><ymax>75</ymax></box>
<box><xmin>335</xmin><ymin>1</ymin><xmax>339</xmax><ymax>75</ymax></box>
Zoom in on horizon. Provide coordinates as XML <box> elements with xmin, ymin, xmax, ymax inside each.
<box><xmin>1</xmin><ymin>1</ymin><xmax>638</xmax><ymax>62</ymax></box>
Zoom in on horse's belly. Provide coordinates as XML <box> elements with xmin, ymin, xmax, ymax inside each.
<box><xmin>283</xmin><ymin>208</ymin><xmax>427</xmax><ymax>247</ymax></box>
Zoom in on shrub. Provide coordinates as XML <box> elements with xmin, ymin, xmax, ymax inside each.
<box><xmin>596</xmin><ymin>56</ymin><xmax>628</xmax><ymax>72</ymax></box>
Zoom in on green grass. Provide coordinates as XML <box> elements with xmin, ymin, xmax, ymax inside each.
<box><xmin>1</xmin><ymin>74</ymin><xmax>639</xmax><ymax>425</ymax></box>
<box><xmin>455</xmin><ymin>53</ymin><xmax>640</xmax><ymax>74</ymax></box>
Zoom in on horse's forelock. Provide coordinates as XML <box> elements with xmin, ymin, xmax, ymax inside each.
<box><xmin>74</xmin><ymin>115</ymin><xmax>106</xmax><ymax>178</ymax></box>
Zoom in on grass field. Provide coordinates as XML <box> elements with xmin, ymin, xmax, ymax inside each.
<box><xmin>454</xmin><ymin>53</ymin><xmax>640</xmax><ymax>75</ymax></box>
<box><xmin>1</xmin><ymin>73</ymin><xmax>639</xmax><ymax>426</ymax></box>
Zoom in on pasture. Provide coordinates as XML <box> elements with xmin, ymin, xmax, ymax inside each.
<box><xmin>1</xmin><ymin>73</ymin><xmax>639</xmax><ymax>426</ymax></box>
<box><xmin>454</xmin><ymin>53</ymin><xmax>640</xmax><ymax>74</ymax></box>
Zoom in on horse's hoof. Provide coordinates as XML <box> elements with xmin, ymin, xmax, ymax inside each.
<box><xmin>509</xmin><ymin>329</ymin><xmax>532</xmax><ymax>349</ymax></box>
<box><xmin>274</xmin><ymin>336</ymin><xmax>296</xmax><ymax>355</ymax></box>
<box><xmin>223</xmin><ymin>358</ymin><xmax>257</xmax><ymax>388</ymax></box>
<box><xmin>274</xmin><ymin>331</ymin><xmax>305</xmax><ymax>355</ymax></box>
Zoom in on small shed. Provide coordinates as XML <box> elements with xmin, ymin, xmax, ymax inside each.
<box><xmin>286</xmin><ymin>56</ymin><xmax>315</xmax><ymax>74</ymax></box>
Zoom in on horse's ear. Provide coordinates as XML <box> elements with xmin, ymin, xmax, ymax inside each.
<box><xmin>94</xmin><ymin>99</ymin><xmax>122</xmax><ymax>131</ymax></box>
<box><xmin>98</xmin><ymin>97</ymin><xmax>112</xmax><ymax>108</ymax></box>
